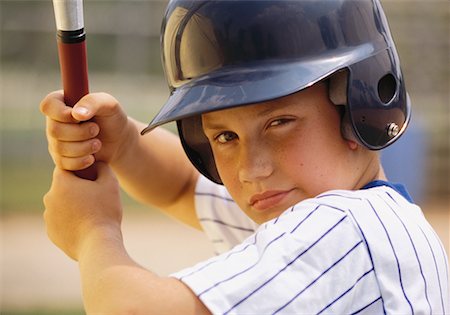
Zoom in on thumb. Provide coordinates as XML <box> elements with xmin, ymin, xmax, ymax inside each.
<box><xmin>50</xmin><ymin>166</ymin><xmax>85</xmax><ymax>194</ymax></box>
<box><xmin>51</xmin><ymin>163</ymin><xmax>115</xmax><ymax>187</ymax></box>
<box><xmin>72</xmin><ymin>93</ymin><xmax>121</xmax><ymax>122</ymax></box>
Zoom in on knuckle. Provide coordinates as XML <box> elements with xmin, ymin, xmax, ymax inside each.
<box><xmin>109</xmin><ymin>97</ymin><xmax>121</xmax><ymax>111</ymax></box>
<box><xmin>39</xmin><ymin>99</ymin><xmax>49</xmax><ymax>114</ymax></box>
<box><xmin>53</xmin><ymin>140</ymin><xmax>68</xmax><ymax>155</ymax></box>
<box><xmin>60</xmin><ymin>157</ymin><xmax>77</xmax><ymax>171</ymax></box>
<box><xmin>98</xmin><ymin>91</ymin><xmax>116</xmax><ymax>103</ymax></box>
<box><xmin>40</xmin><ymin>91</ymin><xmax>64</xmax><ymax>116</ymax></box>
<box><xmin>47</xmin><ymin>141</ymin><xmax>59</xmax><ymax>161</ymax></box>
<box><xmin>51</xmin><ymin>154</ymin><xmax>63</xmax><ymax>168</ymax></box>
<box><xmin>40</xmin><ymin>92</ymin><xmax>57</xmax><ymax>114</ymax></box>
<box><xmin>47</xmin><ymin>121</ymin><xmax>60</xmax><ymax>138</ymax></box>
<box><xmin>98</xmin><ymin>92</ymin><xmax>120</xmax><ymax>110</ymax></box>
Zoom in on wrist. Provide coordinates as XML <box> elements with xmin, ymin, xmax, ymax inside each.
<box><xmin>78</xmin><ymin>223</ymin><xmax>126</xmax><ymax>265</ymax></box>
<box><xmin>110</xmin><ymin>117</ymin><xmax>140</xmax><ymax>170</ymax></box>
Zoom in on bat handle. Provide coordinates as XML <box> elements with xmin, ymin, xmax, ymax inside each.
<box><xmin>57</xmin><ymin>35</ymin><xmax>97</xmax><ymax>181</ymax></box>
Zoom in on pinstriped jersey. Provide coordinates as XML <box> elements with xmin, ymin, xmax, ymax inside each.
<box><xmin>171</xmin><ymin>175</ymin><xmax>449</xmax><ymax>314</ymax></box>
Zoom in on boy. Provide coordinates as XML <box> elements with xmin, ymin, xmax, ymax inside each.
<box><xmin>41</xmin><ymin>0</ymin><xmax>448</xmax><ymax>314</ymax></box>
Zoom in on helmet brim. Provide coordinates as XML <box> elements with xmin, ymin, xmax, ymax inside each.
<box><xmin>141</xmin><ymin>46</ymin><xmax>372</xmax><ymax>135</ymax></box>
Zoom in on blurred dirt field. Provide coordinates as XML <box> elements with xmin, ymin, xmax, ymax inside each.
<box><xmin>1</xmin><ymin>202</ymin><xmax>448</xmax><ymax>313</ymax></box>
<box><xmin>1</xmin><ymin>209</ymin><xmax>215</xmax><ymax>313</ymax></box>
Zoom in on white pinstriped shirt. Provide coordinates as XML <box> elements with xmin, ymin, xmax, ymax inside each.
<box><xmin>171</xmin><ymin>175</ymin><xmax>449</xmax><ymax>314</ymax></box>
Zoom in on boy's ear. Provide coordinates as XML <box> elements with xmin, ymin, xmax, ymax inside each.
<box><xmin>347</xmin><ymin>140</ymin><xmax>359</xmax><ymax>150</ymax></box>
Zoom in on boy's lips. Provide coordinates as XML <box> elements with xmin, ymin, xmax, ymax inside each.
<box><xmin>249</xmin><ymin>189</ymin><xmax>294</xmax><ymax>211</ymax></box>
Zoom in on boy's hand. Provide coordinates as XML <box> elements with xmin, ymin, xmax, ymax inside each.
<box><xmin>43</xmin><ymin>162</ymin><xmax>123</xmax><ymax>260</ymax></box>
<box><xmin>40</xmin><ymin>91</ymin><xmax>132</xmax><ymax>171</ymax></box>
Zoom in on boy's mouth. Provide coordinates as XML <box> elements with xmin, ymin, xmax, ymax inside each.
<box><xmin>249</xmin><ymin>189</ymin><xmax>294</xmax><ymax>211</ymax></box>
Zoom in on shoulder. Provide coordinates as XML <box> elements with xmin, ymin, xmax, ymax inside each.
<box><xmin>174</xmin><ymin>188</ymin><xmax>379</xmax><ymax>314</ymax></box>
<box><xmin>309</xmin><ymin>185</ymin><xmax>423</xmax><ymax>223</ymax></box>
<box><xmin>262</xmin><ymin>192</ymin><xmax>367</xmax><ymax>254</ymax></box>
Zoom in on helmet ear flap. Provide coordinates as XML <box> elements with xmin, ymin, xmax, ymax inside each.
<box><xmin>328</xmin><ymin>69</ymin><xmax>359</xmax><ymax>145</ymax></box>
<box><xmin>377</xmin><ymin>73</ymin><xmax>397</xmax><ymax>104</ymax></box>
<box><xmin>177</xmin><ymin>117</ymin><xmax>222</xmax><ymax>184</ymax></box>
<box><xmin>328</xmin><ymin>63</ymin><xmax>410</xmax><ymax>150</ymax></box>
<box><xmin>329</xmin><ymin>69</ymin><xmax>348</xmax><ymax>107</ymax></box>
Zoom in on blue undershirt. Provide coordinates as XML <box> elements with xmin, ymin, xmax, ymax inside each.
<box><xmin>362</xmin><ymin>180</ymin><xmax>414</xmax><ymax>203</ymax></box>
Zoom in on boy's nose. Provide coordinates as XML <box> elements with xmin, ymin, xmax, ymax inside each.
<box><xmin>238</xmin><ymin>143</ymin><xmax>273</xmax><ymax>183</ymax></box>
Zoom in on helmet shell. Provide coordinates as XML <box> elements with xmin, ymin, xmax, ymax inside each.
<box><xmin>142</xmin><ymin>0</ymin><xmax>411</xmax><ymax>184</ymax></box>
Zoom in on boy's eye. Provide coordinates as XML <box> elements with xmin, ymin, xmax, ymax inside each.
<box><xmin>216</xmin><ymin>132</ymin><xmax>237</xmax><ymax>144</ymax></box>
<box><xmin>269</xmin><ymin>118</ymin><xmax>291</xmax><ymax>127</ymax></box>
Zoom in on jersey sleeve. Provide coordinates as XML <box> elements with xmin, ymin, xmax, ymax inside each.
<box><xmin>194</xmin><ymin>175</ymin><xmax>259</xmax><ymax>254</ymax></box>
<box><xmin>172</xmin><ymin>199</ymin><xmax>380</xmax><ymax>315</ymax></box>
<box><xmin>172</xmin><ymin>184</ymin><xmax>448</xmax><ymax>314</ymax></box>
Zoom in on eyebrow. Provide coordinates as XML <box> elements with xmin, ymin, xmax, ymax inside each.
<box><xmin>202</xmin><ymin>118</ymin><xmax>227</xmax><ymax>132</ymax></box>
<box><xmin>256</xmin><ymin>104</ymin><xmax>281</xmax><ymax>117</ymax></box>
<box><xmin>202</xmin><ymin>100</ymin><xmax>295</xmax><ymax>131</ymax></box>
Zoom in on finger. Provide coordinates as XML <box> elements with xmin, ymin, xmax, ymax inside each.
<box><xmin>47</xmin><ymin>118</ymin><xmax>99</xmax><ymax>141</ymax></box>
<box><xmin>51</xmin><ymin>151</ymin><xmax>95</xmax><ymax>171</ymax></box>
<box><xmin>40</xmin><ymin>91</ymin><xmax>79</xmax><ymax>123</ymax></box>
<box><xmin>52</xmin><ymin>138</ymin><xmax>101</xmax><ymax>158</ymax></box>
<box><xmin>72</xmin><ymin>92</ymin><xmax>122</xmax><ymax>122</ymax></box>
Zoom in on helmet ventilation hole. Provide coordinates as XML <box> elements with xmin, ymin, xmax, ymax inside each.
<box><xmin>378</xmin><ymin>73</ymin><xmax>397</xmax><ymax>104</ymax></box>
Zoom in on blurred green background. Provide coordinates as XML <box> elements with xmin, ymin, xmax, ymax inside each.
<box><xmin>1</xmin><ymin>0</ymin><xmax>448</xmax><ymax>314</ymax></box>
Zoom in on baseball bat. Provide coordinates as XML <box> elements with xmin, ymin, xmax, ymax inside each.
<box><xmin>52</xmin><ymin>0</ymin><xmax>97</xmax><ymax>180</ymax></box>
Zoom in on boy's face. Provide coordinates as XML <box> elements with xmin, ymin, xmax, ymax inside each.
<box><xmin>202</xmin><ymin>82</ymin><xmax>368</xmax><ymax>224</ymax></box>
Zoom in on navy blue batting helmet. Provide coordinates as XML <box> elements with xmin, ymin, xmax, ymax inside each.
<box><xmin>142</xmin><ymin>0</ymin><xmax>411</xmax><ymax>184</ymax></box>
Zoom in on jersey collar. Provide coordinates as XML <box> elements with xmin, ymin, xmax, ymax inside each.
<box><xmin>362</xmin><ymin>180</ymin><xmax>414</xmax><ymax>203</ymax></box>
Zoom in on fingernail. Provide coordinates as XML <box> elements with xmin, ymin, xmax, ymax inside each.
<box><xmin>74</xmin><ymin>106</ymin><xmax>89</xmax><ymax>116</ymax></box>
<box><xmin>92</xmin><ymin>140</ymin><xmax>100</xmax><ymax>152</ymax></box>
<box><xmin>90</xmin><ymin>126</ymin><xmax>98</xmax><ymax>136</ymax></box>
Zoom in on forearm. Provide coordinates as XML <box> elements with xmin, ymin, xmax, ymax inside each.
<box><xmin>78</xmin><ymin>227</ymin><xmax>207</xmax><ymax>315</ymax></box>
<box><xmin>78</xmin><ymin>227</ymin><xmax>134</xmax><ymax>314</ymax></box>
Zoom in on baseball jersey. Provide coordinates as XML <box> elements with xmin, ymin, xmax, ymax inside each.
<box><xmin>171</xmin><ymin>175</ymin><xmax>449</xmax><ymax>314</ymax></box>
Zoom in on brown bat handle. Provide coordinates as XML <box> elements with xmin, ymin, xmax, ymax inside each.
<box><xmin>57</xmin><ymin>39</ymin><xmax>97</xmax><ymax>180</ymax></box>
